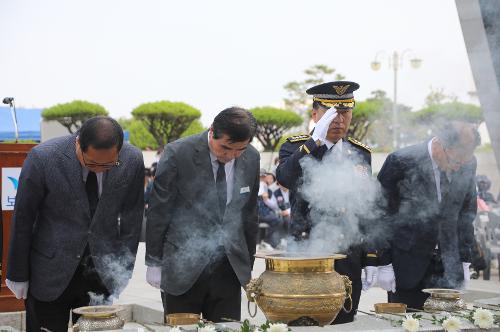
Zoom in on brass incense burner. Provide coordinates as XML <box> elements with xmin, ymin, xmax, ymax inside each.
<box><xmin>246</xmin><ymin>253</ymin><xmax>351</xmax><ymax>326</ymax></box>
<box><xmin>166</xmin><ymin>313</ymin><xmax>201</xmax><ymax>325</ymax></box>
<box><xmin>72</xmin><ymin>305</ymin><xmax>125</xmax><ymax>331</ymax></box>
<box><xmin>422</xmin><ymin>288</ymin><xmax>466</xmax><ymax>312</ymax></box>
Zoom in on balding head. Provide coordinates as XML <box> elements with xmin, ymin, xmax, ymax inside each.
<box><xmin>435</xmin><ymin>121</ymin><xmax>480</xmax><ymax>171</ymax></box>
<box><xmin>78</xmin><ymin>116</ymin><xmax>124</xmax><ymax>152</ymax></box>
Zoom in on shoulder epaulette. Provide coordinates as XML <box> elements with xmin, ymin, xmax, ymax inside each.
<box><xmin>347</xmin><ymin>137</ymin><xmax>372</xmax><ymax>153</ymax></box>
<box><xmin>286</xmin><ymin>134</ymin><xmax>311</xmax><ymax>143</ymax></box>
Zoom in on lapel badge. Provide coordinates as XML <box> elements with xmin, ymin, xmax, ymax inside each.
<box><xmin>355</xmin><ymin>164</ymin><xmax>369</xmax><ymax>176</ymax></box>
<box><xmin>240</xmin><ymin>186</ymin><xmax>250</xmax><ymax>194</ymax></box>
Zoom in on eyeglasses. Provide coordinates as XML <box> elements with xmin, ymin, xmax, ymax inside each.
<box><xmin>82</xmin><ymin>152</ymin><xmax>120</xmax><ymax>169</ymax></box>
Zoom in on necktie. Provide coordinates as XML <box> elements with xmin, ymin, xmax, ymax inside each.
<box><xmin>316</xmin><ymin>144</ymin><xmax>328</xmax><ymax>159</ymax></box>
<box><xmin>440</xmin><ymin>170</ymin><xmax>449</xmax><ymax>200</ymax></box>
<box><xmin>216</xmin><ymin>161</ymin><xmax>227</xmax><ymax>217</ymax></box>
<box><xmin>86</xmin><ymin>171</ymin><xmax>99</xmax><ymax>218</ymax></box>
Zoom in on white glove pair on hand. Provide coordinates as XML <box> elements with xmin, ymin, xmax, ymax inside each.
<box><xmin>362</xmin><ymin>266</ymin><xmax>378</xmax><ymax>291</ymax></box>
<box><xmin>146</xmin><ymin>266</ymin><xmax>162</xmax><ymax>289</ymax></box>
<box><xmin>6</xmin><ymin>279</ymin><xmax>29</xmax><ymax>299</ymax></box>
<box><xmin>377</xmin><ymin>264</ymin><xmax>396</xmax><ymax>292</ymax></box>
<box><xmin>311</xmin><ymin>108</ymin><xmax>338</xmax><ymax>145</ymax></box>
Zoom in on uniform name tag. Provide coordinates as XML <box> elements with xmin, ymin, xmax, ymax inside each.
<box><xmin>240</xmin><ymin>186</ymin><xmax>250</xmax><ymax>194</ymax></box>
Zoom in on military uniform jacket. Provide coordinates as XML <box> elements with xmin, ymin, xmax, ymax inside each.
<box><xmin>276</xmin><ymin>134</ymin><xmax>377</xmax><ymax>270</ymax></box>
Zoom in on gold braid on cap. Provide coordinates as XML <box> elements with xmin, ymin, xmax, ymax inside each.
<box><xmin>313</xmin><ymin>97</ymin><xmax>355</xmax><ymax>103</ymax></box>
<box><xmin>314</xmin><ymin>97</ymin><xmax>355</xmax><ymax>108</ymax></box>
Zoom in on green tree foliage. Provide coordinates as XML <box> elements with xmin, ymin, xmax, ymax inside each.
<box><xmin>132</xmin><ymin>101</ymin><xmax>201</xmax><ymax>147</ymax></box>
<box><xmin>424</xmin><ymin>87</ymin><xmax>455</xmax><ymax>106</ymax></box>
<box><xmin>42</xmin><ymin>100</ymin><xmax>108</xmax><ymax>133</ymax></box>
<box><xmin>120</xmin><ymin>118</ymin><xmax>206</xmax><ymax>150</ymax></box>
<box><xmin>180</xmin><ymin>120</ymin><xmax>206</xmax><ymax>138</ymax></box>
<box><xmin>362</xmin><ymin>90</ymin><xmax>415</xmax><ymax>150</ymax></box>
<box><xmin>413</xmin><ymin>101</ymin><xmax>483</xmax><ymax>125</ymax></box>
<box><xmin>128</xmin><ymin>120</ymin><xmax>157</xmax><ymax>150</ymax></box>
<box><xmin>283</xmin><ymin>64</ymin><xmax>345</xmax><ymax>130</ymax></box>
<box><xmin>349</xmin><ymin>99</ymin><xmax>384</xmax><ymax>141</ymax></box>
<box><xmin>250</xmin><ymin>107</ymin><xmax>303</xmax><ymax>152</ymax></box>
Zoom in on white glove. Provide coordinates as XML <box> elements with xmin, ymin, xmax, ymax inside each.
<box><xmin>6</xmin><ymin>279</ymin><xmax>29</xmax><ymax>299</ymax></box>
<box><xmin>311</xmin><ymin>108</ymin><xmax>338</xmax><ymax>145</ymax></box>
<box><xmin>463</xmin><ymin>262</ymin><xmax>471</xmax><ymax>288</ymax></box>
<box><xmin>146</xmin><ymin>266</ymin><xmax>162</xmax><ymax>289</ymax></box>
<box><xmin>377</xmin><ymin>264</ymin><xmax>396</xmax><ymax>292</ymax></box>
<box><xmin>362</xmin><ymin>266</ymin><xmax>378</xmax><ymax>291</ymax></box>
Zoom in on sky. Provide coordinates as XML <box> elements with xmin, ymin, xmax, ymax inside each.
<box><xmin>0</xmin><ymin>0</ymin><xmax>478</xmax><ymax>127</ymax></box>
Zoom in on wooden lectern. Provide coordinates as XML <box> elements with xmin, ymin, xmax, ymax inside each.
<box><xmin>0</xmin><ymin>143</ymin><xmax>36</xmax><ymax>312</ymax></box>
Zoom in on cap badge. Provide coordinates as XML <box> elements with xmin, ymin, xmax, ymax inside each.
<box><xmin>333</xmin><ymin>84</ymin><xmax>350</xmax><ymax>96</ymax></box>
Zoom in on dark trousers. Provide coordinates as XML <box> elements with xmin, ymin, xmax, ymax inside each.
<box><xmin>162</xmin><ymin>255</ymin><xmax>241</xmax><ymax>322</ymax></box>
<box><xmin>25</xmin><ymin>250</ymin><xmax>110</xmax><ymax>332</ymax></box>
<box><xmin>388</xmin><ymin>251</ymin><xmax>452</xmax><ymax>310</ymax></box>
<box><xmin>332</xmin><ymin>278</ymin><xmax>361</xmax><ymax>324</ymax></box>
<box><xmin>332</xmin><ymin>256</ymin><xmax>362</xmax><ymax>324</ymax></box>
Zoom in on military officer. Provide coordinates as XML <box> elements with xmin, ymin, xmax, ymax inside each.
<box><xmin>276</xmin><ymin>81</ymin><xmax>378</xmax><ymax>324</ymax></box>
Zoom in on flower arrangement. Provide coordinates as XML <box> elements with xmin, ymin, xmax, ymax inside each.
<box><xmin>441</xmin><ymin>316</ymin><xmax>462</xmax><ymax>332</ymax></box>
<box><xmin>167</xmin><ymin>319</ymin><xmax>290</xmax><ymax>332</ymax></box>
<box><xmin>472</xmin><ymin>308</ymin><xmax>495</xmax><ymax>329</ymax></box>
<box><xmin>401</xmin><ymin>314</ymin><xmax>420</xmax><ymax>332</ymax></box>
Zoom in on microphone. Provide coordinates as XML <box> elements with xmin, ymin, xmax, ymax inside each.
<box><xmin>3</xmin><ymin>97</ymin><xmax>19</xmax><ymax>142</ymax></box>
<box><xmin>2</xmin><ymin>97</ymin><xmax>14</xmax><ymax>105</ymax></box>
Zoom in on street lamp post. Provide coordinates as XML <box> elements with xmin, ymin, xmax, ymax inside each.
<box><xmin>371</xmin><ymin>50</ymin><xmax>422</xmax><ymax>149</ymax></box>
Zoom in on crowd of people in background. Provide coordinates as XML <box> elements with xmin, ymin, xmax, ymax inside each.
<box><xmin>257</xmin><ymin>168</ymin><xmax>290</xmax><ymax>250</ymax></box>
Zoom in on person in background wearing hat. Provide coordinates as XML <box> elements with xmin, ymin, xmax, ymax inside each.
<box><xmin>476</xmin><ymin>175</ymin><xmax>497</xmax><ymax>205</ymax></box>
<box><xmin>276</xmin><ymin>81</ymin><xmax>378</xmax><ymax>324</ymax></box>
<box><xmin>376</xmin><ymin>121</ymin><xmax>479</xmax><ymax>309</ymax></box>
<box><xmin>258</xmin><ymin>169</ymin><xmax>281</xmax><ymax>248</ymax></box>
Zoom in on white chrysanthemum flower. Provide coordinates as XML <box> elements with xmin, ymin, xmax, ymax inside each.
<box><xmin>170</xmin><ymin>327</ymin><xmax>182</xmax><ymax>332</ymax></box>
<box><xmin>473</xmin><ymin>308</ymin><xmax>494</xmax><ymax>329</ymax></box>
<box><xmin>198</xmin><ymin>325</ymin><xmax>216</xmax><ymax>332</ymax></box>
<box><xmin>401</xmin><ymin>315</ymin><xmax>420</xmax><ymax>332</ymax></box>
<box><xmin>442</xmin><ymin>316</ymin><xmax>462</xmax><ymax>332</ymax></box>
<box><xmin>267</xmin><ymin>323</ymin><xmax>288</xmax><ymax>332</ymax></box>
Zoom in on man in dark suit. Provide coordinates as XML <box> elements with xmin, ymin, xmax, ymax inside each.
<box><xmin>6</xmin><ymin>116</ymin><xmax>144</xmax><ymax>332</ymax></box>
<box><xmin>276</xmin><ymin>81</ymin><xmax>378</xmax><ymax>324</ymax></box>
<box><xmin>145</xmin><ymin>107</ymin><xmax>259</xmax><ymax>322</ymax></box>
<box><xmin>376</xmin><ymin>121</ymin><xmax>480</xmax><ymax>309</ymax></box>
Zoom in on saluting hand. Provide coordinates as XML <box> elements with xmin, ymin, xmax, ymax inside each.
<box><xmin>311</xmin><ymin>108</ymin><xmax>338</xmax><ymax>145</ymax></box>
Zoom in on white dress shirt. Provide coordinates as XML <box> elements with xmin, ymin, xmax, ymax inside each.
<box><xmin>208</xmin><ymin>148</ymin><xmax>235</xmax><ymax>206</ymax></box>
<box><xmin>324</xmin><ymin>138</ymin><xmax>343</xmax><ymax>152</ymax></box>
<box><xmin>427</xmin><ymin>138</ymin><xmax>450</xmax><ymax>203</ymax></box>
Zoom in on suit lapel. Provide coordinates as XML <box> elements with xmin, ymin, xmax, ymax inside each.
<box><xmin>193</xmin><ymin>132</ymin><xmax>221</xmax><ymax>221</ymax></box>
<box><xmin>193</xmin><ymin>131</ymin><xmax>216</xmax><ymax>186</ymax></box>
<box><xmin>417</xmin><ymin>141</ymin><xmax>439</xmax><ymax>201</ymax></box>
<box><xmin>229</xmin><ymin>153</ymin><xmax>247</xmax><ymax>208</ymax></box>
<box><xmin>62</xmin><ymin>135</ymin><xmax>91</xmax><ymax>220</ymax></box>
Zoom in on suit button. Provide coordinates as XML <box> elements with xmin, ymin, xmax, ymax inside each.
<box><xmin>76</xmin><ymin>255</ymin><xmax>81</xmax><ymax>259</ymax></box>
<box><xmin>88</xmin><ymin>231</ymin><xmax>92</xmax><ymax>235</ymax></box>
